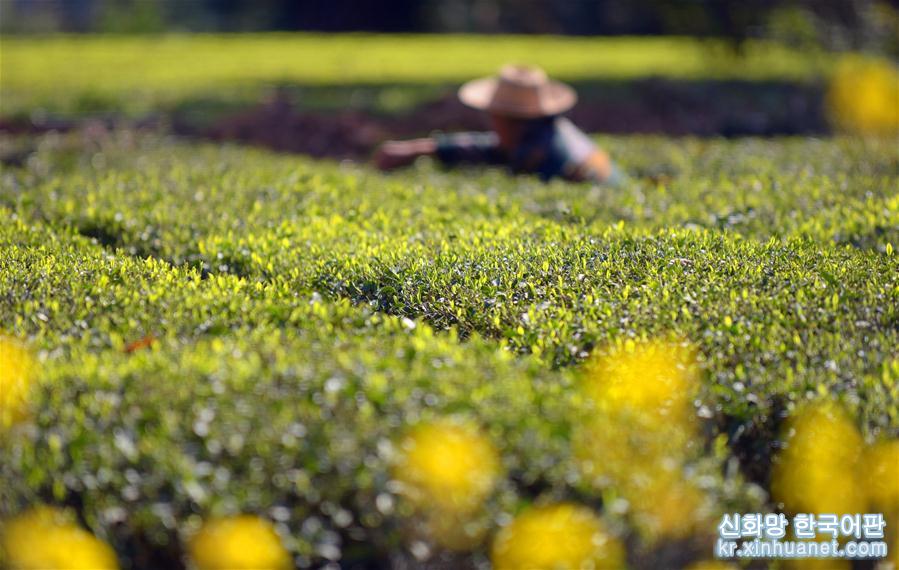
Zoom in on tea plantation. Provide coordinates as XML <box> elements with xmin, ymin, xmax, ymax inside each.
<box><xmin>1</xmin><ymin>33</ymin><xmax>898</xmax><ymax>570</ymax></box>
<box><xmin>1</xmin><ymin>129</ymin><xmax>897</xmax><ymax>568</ymax></box>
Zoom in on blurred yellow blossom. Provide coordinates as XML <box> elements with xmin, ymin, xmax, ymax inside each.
<box><xmin>1</xmin><ymin>506</ymin><xmax>118</xmax><ymax>570</ymax></box>
<box><xmin>861</xmin><ymin>439</ymin><xmax>899</xmax><ymax>512</ymax></box>
<box><xmin>575</xmin><ymin>338</ymin><xmax>700</xmax><ymax>484</ymax></box>
<box><xmin>0</xmin><ymin>336</ymin><xmax>37</xmax><ymax>429</ymax></box>
<box><xmin>772</xmin><ymin>401</ymin><xmax>867</xmax><ymax>516</ymax></box>
<box><xmin>491</xmin><ymin>503</ymin><xmax>625</xmax><ymax>570</ymax></box>
<box><xmin>863</xmin><ymin>439</ymin><xmax>899</xmax><ymax>567</ymax></box>
<box><xmin>582</xmin><ymin>338</ymin><xmax>698</xmax><ymax>424</ymax></box>
<box><xmin>827</xmin><ymin>55</ymin><xmax>899</xmax><ymax>136</ymax></box>
<box><xmin>394</xmin><ymin>419</ymin><xmax>500</xmax><ymax>515</ymax></box>
<box><xmin>189</xmin><ymin>515</ymin><xmax>290</xmax><ymax>570</ymax></box>
<box><xmin>575</xmin><ymin>339</ymin><xmax>707</xmax><ymax>541</ymax></box>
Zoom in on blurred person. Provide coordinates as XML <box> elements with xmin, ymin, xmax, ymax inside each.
<box><xmin>374</xmin><ymin>65</ymin><xmax>624</xmax><ymax>185</ymax></box>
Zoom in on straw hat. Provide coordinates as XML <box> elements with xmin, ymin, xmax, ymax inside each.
<box><xmin>458</xmin><ymin>64</ymin><xmax>577</xmax><ymax>118</ymax></box>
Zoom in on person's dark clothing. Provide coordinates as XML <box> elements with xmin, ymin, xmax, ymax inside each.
<box><xmin>434</xmin><ymin>117</ymin><xmax>623</xmax><ymax>185</ymax></box>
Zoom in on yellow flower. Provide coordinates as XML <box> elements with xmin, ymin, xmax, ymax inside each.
<box><xmin>1</xmin><ymin>506</ymin><xmax>119</xmax><ymax>570</ymax></box>
<box><xmin>827</xmin><ymin>55</ymin><xmax>899</xmax><ymax>136</ymax></box>
<box><xmin>491</xmin><ymin>503</ymin><xmax>625</xmax><ymax>570</ymax></box>
<box><xmin>861</xmin><ymin>439</ymin><xmax>899</xmax><ymax>512</ymax></box>
<box><xmin>0</xmin><ymin>336</ymin><xmax>37</xmax><ymax>429</ymax></box>
<box><xmin>189</xmin><ymin>515</ymin><xmax>290</xmax><ymax>570</ymax></box>
<box><xmin>575</xmin><ymin>339</ymin><xmax>699</xmax><ymax>485</ymax></box>
<box><xmin>575</xmin><ymin>338</ymin><xmax>707</xmax><ymax>541</ymax></box>
<box><xmin>394</xmin><ymin>419</ymin><xmax>500</xmax><ymax>515</ymax></box>
<box><xmin>772</xmin><ymin>401</ymin><xmax>867</xmax><ymax>516</ymax></box>
<box><xmin>583</xmin><ymin>339</ymin><xmax>698</xmax><ymax>425</ymax></box>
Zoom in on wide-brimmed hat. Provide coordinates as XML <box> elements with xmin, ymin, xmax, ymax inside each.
<box><xmin>458</xmin><ymin>64</ymin><xmax>577</xmax><ymax>118</ymax></box>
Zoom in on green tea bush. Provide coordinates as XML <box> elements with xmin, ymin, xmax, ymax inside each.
<box><xmin>4</xmin><ymin>132</ymin><xmax>896</xmax><ymax>436</ymax></box>
<box><xmin>0</xmin><ymin>35</ymin><xmax>826</xmax><ymax>117</ymax></box>
<box><xmin>1</xmin><ymin>132</ymin><xmax>896</xmax><ymax>568</ymax></box>
<box><xmin>6</xmin><ymin>216</ymin><xmax>746</xmax><ymax>568</ymax></box>
<box><xmin>6</xmin><ymin>134</ymin><xmax>895</xmax><ymax>257</ymax></box>
<box><xmin>4</xmin><ymin>328</ymin><xmax>586</xmax><ymax>567</ymax></box>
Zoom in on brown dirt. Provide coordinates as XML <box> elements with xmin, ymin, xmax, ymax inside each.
<box><xmin>182</xmin><ymin>79</ymin><xmax>828</xmax><ymax>160</ymax></box>
<box><xmin>1</xmin><ymin>79</ymin><xmax>828</xmax><ymax>162</ymax></box>
<box><xmin>182</xmin><ymin>93</ymin><xmax>490</xmax><ymax>160</ymax></box>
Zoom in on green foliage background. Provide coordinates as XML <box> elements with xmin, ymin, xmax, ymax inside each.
<box><xmin>1</xmin><ymin>130</ymin><xmax>897</xmax><ymax>567</ymax></box>
<box><xmin>0</xmin><ymin>35</ymin><xmax>828</xmax><ymax>117</ymax></box>
<box><xmin>0</xmin><ymin>34</ymin><xmax>897</xmax><ymax>569</ymax></box>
